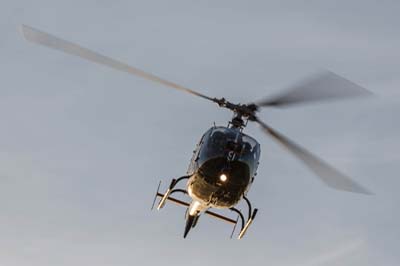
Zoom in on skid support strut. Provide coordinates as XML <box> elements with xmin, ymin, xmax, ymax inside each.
<box><xmin>154</xmin><ymin>176</ymin><xmax>189</xmax><ymax>210</ymax></box>
<box><xmin>228</xmin><ymin>195</ymin><xmax>258</xmax><ymax>239</ymax></box>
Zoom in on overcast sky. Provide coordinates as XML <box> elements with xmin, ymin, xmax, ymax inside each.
<box><xmin>0</xmin><ymin>1</ymin><xmax>399</xmax><ymax>265</ymax></box>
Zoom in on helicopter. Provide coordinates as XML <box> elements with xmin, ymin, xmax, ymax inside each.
<box><xmin>21</xmin><ymin>24</ymin><xmax>372</xmax><ymax>239</ymax></box>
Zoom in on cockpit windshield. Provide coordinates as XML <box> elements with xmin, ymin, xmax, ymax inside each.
<box><xmin>197</xmin><ymin>127</ymin><xmax>260</xmax><ymax>178</ymax></box>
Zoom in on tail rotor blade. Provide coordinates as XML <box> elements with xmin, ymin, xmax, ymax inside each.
<box><xmin>256</xmin><ymin>118</ymin><xmax>372</xmax><ymax>195</ymax></box>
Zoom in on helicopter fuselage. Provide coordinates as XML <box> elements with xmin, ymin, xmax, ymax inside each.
<box><xmin>185</xmin><ymin>126</ymin><xmax>261</xmax><ymax>213</ymax></box>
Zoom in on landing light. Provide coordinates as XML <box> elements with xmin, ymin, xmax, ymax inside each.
<box><xmin>220</xmin><ymin>174</ymin><xmax>227</xmax><ymax>182</ymax></box>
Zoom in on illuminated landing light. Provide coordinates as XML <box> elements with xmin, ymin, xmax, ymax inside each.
<box><xmin>220</xmin><ymin>174</ymin><xmax>228</xmax><ymax>182</ymax></box>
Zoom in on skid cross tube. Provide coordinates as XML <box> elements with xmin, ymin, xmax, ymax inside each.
<box><xmin>173</xmin><ymin>175</ymin><xmax>191</xmax><ymax>187</ymax></box>
<box><xmin>243</xmin><ymin>195</ymin><xmax>253</xmax><ymax>220</ymax></box>
<box><xmin>170</xmin><ymin>188</ymin><xmax>188</xmax><ymax>196</ymax></box>
<box><xmin>229</xmin><ymin>207</ymin><xmax>245</xmax><ymax>232</ymax></box>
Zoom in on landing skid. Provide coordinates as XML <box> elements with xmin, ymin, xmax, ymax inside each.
<box><xmin>151</xmin><ymin>176</ymin><xmax>257</xmax><ymax>239</ymax></box>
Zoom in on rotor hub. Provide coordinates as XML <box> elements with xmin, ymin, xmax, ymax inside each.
<box><xmin>213</xmin><ymin>98</ymin><xmax>258</xmax><ymax>117</ymax></box>
<box><xmin>213</xmin><ymin>98</ymin><xmax>258</xmax><ymax>128</ymax></box>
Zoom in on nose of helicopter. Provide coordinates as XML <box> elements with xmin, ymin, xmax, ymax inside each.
<box><xmin>183</xmin><ymin>201</ymin><xmax>205</xmax><ymax>238</ymax></box>
<box><xmin>183</xmin><ymin>214</ymin><xmax>196</xmax><ymax>238</ymax></box>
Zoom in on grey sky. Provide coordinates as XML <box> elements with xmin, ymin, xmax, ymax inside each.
<box><xmin>1</xmin><ymin>0</ymin><xmax>399</xmax><ymax>265</ymax></box>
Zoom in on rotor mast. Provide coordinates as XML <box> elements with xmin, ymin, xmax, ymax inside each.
<box><xmin>212</xmin><ymin>97</ymin><xmax>258</xmax><ymax>129</ymax></box>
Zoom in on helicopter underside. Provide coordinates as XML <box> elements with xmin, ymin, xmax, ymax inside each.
<box><xmin>187</xmin><ymin>157</ymin><xmax>251</xmax><ymax>209</ymax></box>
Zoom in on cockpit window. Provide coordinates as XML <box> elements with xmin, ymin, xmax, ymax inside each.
<box><xmin>197</xmin><ymin>127</ymin><xmax>260</xmax><ymax>177</ymax></box>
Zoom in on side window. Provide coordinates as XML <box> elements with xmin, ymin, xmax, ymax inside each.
<box><xmin>193</xmin><ymin>128</ymin><xmax>212</xmax><ymax>162</ymax></box>
<box><xmin>193</xmin><ymin>138</ymin><xmax>202</xmax><ymax>162</ymax></box>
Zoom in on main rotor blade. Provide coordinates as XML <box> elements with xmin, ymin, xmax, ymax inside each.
<box><xmin>255</xmin><ymin>71</ymin><xmax>372</xmax><ymax>108</ymax></box>
<box><xmin>20</xmin><ymin>25</ymin><xmax>215</xmax><ymax>102</ymax></box>
<box><xmin>256</xmin><ymin>118</ymin><xmax>372</xmax><ymax>195</ymax></box>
